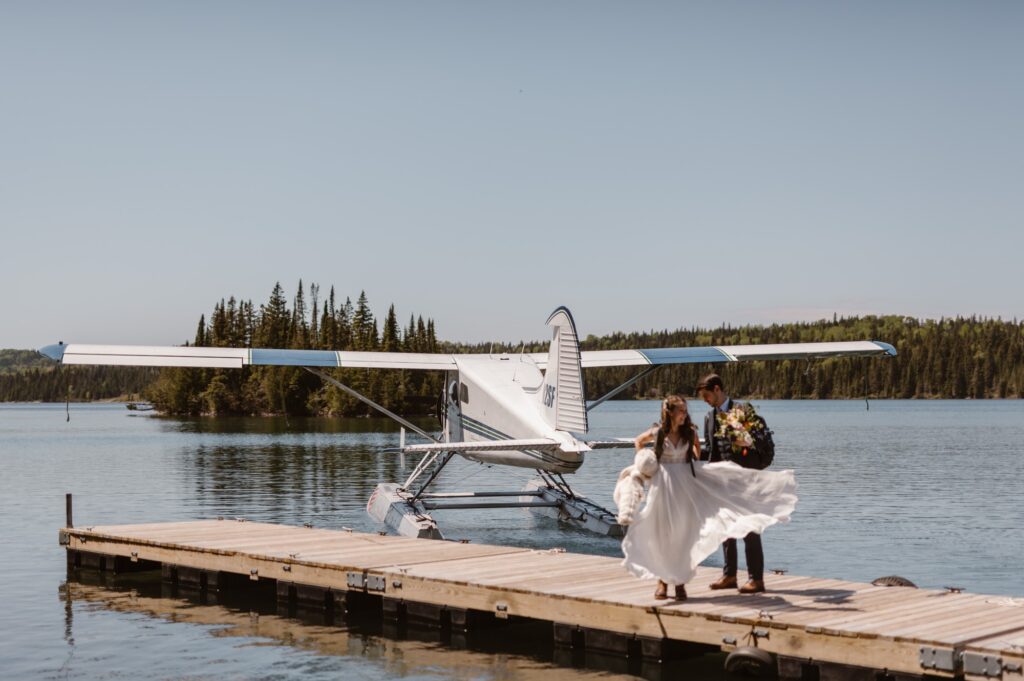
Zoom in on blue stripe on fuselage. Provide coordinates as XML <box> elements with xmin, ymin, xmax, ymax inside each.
<box><xmin>460</xmin><ymin>415</ymin><xmax>563</xmax><ymax>465</ymax></box>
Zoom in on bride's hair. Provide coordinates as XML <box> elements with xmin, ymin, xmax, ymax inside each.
<box><xmin>655</xmin><ymin>394</ymin><xmax>695</xmax><ymax>460</ymax></box>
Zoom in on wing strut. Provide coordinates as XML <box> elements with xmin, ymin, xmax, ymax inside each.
<box><xmin>304</xmin><ymin>368</ymin><xmax>440</xmax><ymax>445</ymax></box>
<box><xmin>408</xmin><ymin>451</ymin><xmax>455</xmax><ymax>502</ymax></box>
<box><xmin>586</xmin><ymin>366</ymin><xmax>660</xmax><ymax>412</ymax></box>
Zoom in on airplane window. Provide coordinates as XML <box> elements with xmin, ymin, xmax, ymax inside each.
<box><xmin>460</xmin><ymin>383</ymin><xmax>469</xmax><ymax>404</ymax></box>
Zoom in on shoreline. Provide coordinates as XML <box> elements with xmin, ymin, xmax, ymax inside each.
<box><xmin>3</xmin><ymin>396</ymin><xmax>1021</xmax><ymax>409</ymax></box>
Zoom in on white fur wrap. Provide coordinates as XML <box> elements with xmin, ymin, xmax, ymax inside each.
<box><xmin>613</xmin><ymin>448</ymin><xmax>659</xmax><ymax>526</ymax></box>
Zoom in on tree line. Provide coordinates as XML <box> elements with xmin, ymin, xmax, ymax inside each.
<box><xmin>0</xmin><ymin>366</ymin><xmax>156</xmax><ymax>404</ymax></box>
<box><xmin>145</xmin><ymin>282</ymin><xmax>443</xmax><ymax>416</ymax></box>
<box><xmin>3</xmin><ymin>287</ymin><xmax>1023</xmax><ymax>409</ymax></box>
<box><xmin>0</xmin><ymin>349</ymin><xmax>156</xmax><ymax>402</ymax></box>
<box><xmin>575</xmin><ymin>314</ymin><xmax>1024</xmax><ymax>400</ymax></box>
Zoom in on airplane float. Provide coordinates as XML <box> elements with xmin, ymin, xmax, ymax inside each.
<box><xmin>40</xmin><ymin>307</ymin><xmax>896</xmax><ymax>540</ymax></box>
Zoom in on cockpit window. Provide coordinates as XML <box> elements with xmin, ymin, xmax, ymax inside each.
<box><xmin>459</xmin><ymin>382</ymin><xmax>469</xmax><ymax>404</ymax></box>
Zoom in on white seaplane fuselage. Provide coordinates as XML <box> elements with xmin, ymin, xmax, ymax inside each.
<box><xmin>447</xmin><ymin>355</ymin><xmax>586</xmax><ymax>473</ymax></box>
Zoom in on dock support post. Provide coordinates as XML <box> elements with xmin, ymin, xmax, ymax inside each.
<box><xmin>778</xmin><ymin>656</ymin><xmax>812</xmax><ymax>681</ymax></box>
<box><xmin>553</xmin><ymin>622</ymin><xmax>585</xmax><ymax>649</ymax></box>
<box><xmin>579</xmin><ymin>626</ymin><xmax>631</xmax><ymax>656</ymax></box>
<box><xmin>333</xmin><ymin>589</ymin><xmax>378</xmax><ymax>619</ymax></box>
<box><xmin>404</xmin><ymin>601</ymin><xmax>445</xmax><ymax>629</ymax></box>
<box><xmin>75</xmin><ymin>551</ymin><xmax>109</xmax><ymax>571</ymax></box>
<box><xmin>636</xmin><ymin>636</ymin><xmax>713</xmax><ymax>662</ymax></box>
<box><xmin>446</xmin><ymin>607</ymin><xmax>509</xmax><ymax>632</ymax></box>
<box><xmin>66</xmin><ymin>493</ymin><xmax>73</xmax><ymax>528</ymax></box>
<box><xmin>276</xmin><ymin>582</ymin><xmax>333</xmax><ymax>611</ymax></box>
<box><xmin>778</xmin><ymin>657</ymin><xmax>895</xmax><ymax>681</ymax></box>
<box><xmin>161</xmin><ymin>565</ymin><xmax>222</xmax><ymax>591</ymax></box>
<box><xmin>382</xmin><ymin>597</ymin><xmax>406</xmax><ymax>625</ymax></box>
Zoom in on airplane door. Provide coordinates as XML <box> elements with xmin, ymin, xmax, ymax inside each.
<box><xmin>444</xmin><ymin>371</ymin><xmax>463</xmax><ymax>443</ymax></box>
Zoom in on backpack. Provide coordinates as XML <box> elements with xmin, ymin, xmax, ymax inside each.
<box><xmin>733</xmin><ymin>401</ymin><xmax>775</xmax><ymax>469</ymax></box>
<box><xmin>751</xmin><ymin>422</ymin><xmax>775</xmax><ymax>469</ymax></box>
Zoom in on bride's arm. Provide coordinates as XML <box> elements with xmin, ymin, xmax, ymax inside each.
<box><xmin>691</xmin><ymin>425</ymin><xmax>701</xmax><ymax>460</ymax></box>
<box><xmin>634</xmin><ymin>427</ymin><xmax>657</xmax><ymax>451</ymax></box>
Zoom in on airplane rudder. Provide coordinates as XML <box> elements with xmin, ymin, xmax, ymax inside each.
<box><xmin>540</xmin><ymin>307</ymin><xmax>587</xmax><ymax>432</ymax></box>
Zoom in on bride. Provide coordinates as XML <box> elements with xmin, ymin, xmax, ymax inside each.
<box><xmin>620</xmin><ymin>395</ymin><xmax>798</xmax><ymax>600</ymax></box>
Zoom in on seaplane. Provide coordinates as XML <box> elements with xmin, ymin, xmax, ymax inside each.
<box><xmin>39</xmin><ymin>307</ymin><xmax>896</xmax><ymax>540</ymax></box>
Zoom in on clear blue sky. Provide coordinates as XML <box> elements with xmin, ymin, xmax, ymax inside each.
<box><xmin>2</xmin><ymin>2</ymin><xmax>1021</xmax><ymax>349</ymax></box>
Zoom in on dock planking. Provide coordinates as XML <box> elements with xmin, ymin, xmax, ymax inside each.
<box><xmin>61</xmin><ymin>519</ymin><xmax>1024</xmax><ymax>680</ymax></box>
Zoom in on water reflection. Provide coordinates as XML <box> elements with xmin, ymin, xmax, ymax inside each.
<box><xmin>161</xmin><ymin>414</ymin><xmax>437</xmax><ymax>435</ymax></box>
<box><xmin>185</xmin><ymin>443</ymin><xmax>391</xmax><ymax>518</ymax></box>
<box><xmin>163</xmin><ymin>415</ymin><xmax>439</xmax><ymax>527</ymax></box>
<box><xmin>62</xmin><ymin>570</ymin><xmax>727</xmax><ymax>681</ymax></box>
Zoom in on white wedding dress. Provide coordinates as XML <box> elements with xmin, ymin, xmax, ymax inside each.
<box><xmin>621</xmin><ymin>436</ymin><xmax>798</xmax><ymax>585</ymax></box>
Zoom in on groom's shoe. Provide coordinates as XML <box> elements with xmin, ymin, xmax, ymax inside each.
<box><xmin>739</xmin><ymin>579</ymin><xmax>766</xmax><ymax>594</ymax></box>
<box><xmin>709</xmin><ymin>575</ymin><xmax>738</xmax><ymax>590</ymax></box>
<box><xmin>674</xmin><ymin>585</ymin><xmax>687</xmax><ymax>600</ymax></box>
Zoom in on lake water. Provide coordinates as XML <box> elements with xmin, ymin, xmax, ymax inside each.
<box><xmin>2</xmin><ymin>400</ymin><xmax>1022</xmax><ymax>679</ymax></box>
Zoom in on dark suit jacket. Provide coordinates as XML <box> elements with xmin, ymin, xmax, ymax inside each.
<box><xmin>703</xmin><ymin>397</ymin><xmax>734</xmax><ymax>462</ymax></box>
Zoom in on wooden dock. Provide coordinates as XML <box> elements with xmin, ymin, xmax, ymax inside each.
<box><xmin>61</xmin><ymin>519</ymin><xmax>1024</xmax><ymax>681</ymax></box>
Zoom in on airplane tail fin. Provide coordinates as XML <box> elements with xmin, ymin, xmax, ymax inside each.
<box><xmin>538</xmin><ymin>307</ymin><xmax>588</xmax><ymax>433</ymax></box>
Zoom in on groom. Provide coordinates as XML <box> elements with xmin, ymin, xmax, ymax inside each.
<box><xmin>697</xmin><ymin>373</ymin><xmax>766</xmax><ymax>594</ymax></box>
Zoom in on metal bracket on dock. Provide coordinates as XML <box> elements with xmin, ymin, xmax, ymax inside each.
<box><xmin>917</xmin><ymin>647</ymin><xmax>1012</xmax><ymax>676</ymax></box>
<box><xmin>920</xmin><ymin>646</ymin><xmax>958</xmax><ymax>673</ymax></box>
<box><xmin>58</xmin><ymin>530</ymin><xmax>70</xmax><ymax>546</ymax></box>
<box><xmin>347</xmin><ymin>571</ymin><xmax>366</xmax><ymax>589</ymax></box>
<box><xmin>963</xmin><ymin>653</ymin><xmax>1004</xmax><ymax>678</ymax></box>
<box><xmin>347</xmin><ymin>571</ymin><xmax>386</xmax><ymax>593</ymax></box>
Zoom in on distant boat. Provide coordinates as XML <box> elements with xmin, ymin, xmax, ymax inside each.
<box><xmin>125</xmin><ymin>402</ymin><xmax>154</xmax><ymax>412</ymax></box>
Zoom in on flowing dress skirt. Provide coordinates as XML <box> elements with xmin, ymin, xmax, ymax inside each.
<box><xmin>621</xmin><ymin>460</ymin><xmax>798</xmax><ymax>585</ymax></box>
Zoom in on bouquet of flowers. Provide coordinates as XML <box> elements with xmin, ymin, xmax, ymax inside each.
<box><xmin>715</xmin><ymin>402</ymin><xmax>768</xmax><ymax>459</ymax></box>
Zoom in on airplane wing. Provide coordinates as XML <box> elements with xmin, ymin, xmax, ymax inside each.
<box><xmin>528</xmin><ymin>340</ymin><xmax>896</xmax><ymax>369</ymax></box>
<box><xmin>39</xmin><ymin>339</ymin><xmax>895</xmax><ymax>371</ymax></box>
<box><xmin>401</xmin><ymin>438</ymin><xmax>562</xmax><ymax>454</ymax></box>
<box><xmin>38</xmin><ymin>344</ymin><xmax>458</xmax><ymax>371</ymax></box>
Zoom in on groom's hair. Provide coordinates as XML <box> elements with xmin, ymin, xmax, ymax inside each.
<box><xmin>696</xmin><ymin>373</ymin><xmax>724</xmax><ymax>393</ymax></box>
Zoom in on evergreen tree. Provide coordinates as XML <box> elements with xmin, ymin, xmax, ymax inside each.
<box><xmin>194</xmin><ymin>314</ymin><xmax>207</xmax><ymax>347</ymax></box>
<box><xmin>258</xmin><ymin>282</ymin><xmax>290</xmax><ymax>348</ymax></box>
<box><xmin>309</xmin><ymin>283</ymin><xmax>320</xmax><ymax>348</ymax></box>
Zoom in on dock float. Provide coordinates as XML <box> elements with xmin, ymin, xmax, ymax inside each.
<box><xmin>61</xmin><ymin>519</ymin><xmax>1024</xmax><ymax>681</ymax></box>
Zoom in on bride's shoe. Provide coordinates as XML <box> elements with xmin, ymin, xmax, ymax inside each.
<box><xmin>674</xmin><ymin>584</ymin><xmax>687</xmax><ymax>600</ymax></box>
<box><xmin>654</xmin><ymin>580</ymin><xmax>669</xmax><ymax>600</ymax></box>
